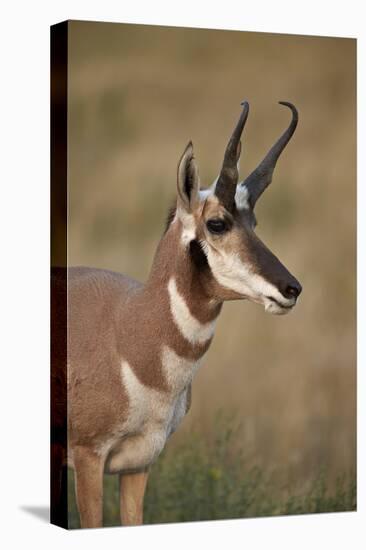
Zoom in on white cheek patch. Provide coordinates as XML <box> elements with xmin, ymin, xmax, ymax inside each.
<box><xmin>235</xmin><ymin>184</ymin><xmax>250</xmax><ymax>210</ymax></box>
<box><xmin>202</xmin><ymin>245</ymin><xmax>284</xmax><ymax>302</ymax></box>
<box><xmin>167</xmin><ymin>277</ymin><xmax>217</xmax><ymax>344</ymax></box>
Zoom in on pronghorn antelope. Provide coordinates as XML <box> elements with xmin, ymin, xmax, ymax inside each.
<box><xmin>51</xmin><ymin>100</ymin><xmax>302</xmax><ymax>529</ymax></box>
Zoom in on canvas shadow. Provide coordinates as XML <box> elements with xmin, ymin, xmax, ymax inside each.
<box><xmin>20</xmin><ymin>505</ymin><xmax>50</xmax><ymax>523</ymax></box>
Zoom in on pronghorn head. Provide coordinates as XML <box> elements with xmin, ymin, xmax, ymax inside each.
<box><xmin>173</xmin><ymin>101</ymin><xmax>302</xmax><ymax>315</ymax></box>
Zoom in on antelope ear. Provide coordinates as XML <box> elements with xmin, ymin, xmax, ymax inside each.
<box><xmin>177</xmin><ymin>141</ymin><xmax>200</xmax><ymax>213</ymax></box>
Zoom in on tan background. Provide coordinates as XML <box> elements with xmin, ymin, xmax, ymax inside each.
<box><xmin>68</xmin><ymin>21</ymin><xmax>356</xmax><ymax>489</ymax></box>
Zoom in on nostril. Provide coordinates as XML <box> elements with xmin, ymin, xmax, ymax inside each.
<box><xmin>284</xmin><ymin>283</ymin><xmax>302</xmax><ymax>299</ymax></box>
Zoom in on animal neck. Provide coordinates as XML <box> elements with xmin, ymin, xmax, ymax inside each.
<box><xmin>146</xmin><ymin>215</ymin><xmax>222</xmax><ymax>347</ymax></box>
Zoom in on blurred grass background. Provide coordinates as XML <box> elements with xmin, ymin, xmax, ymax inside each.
<box><xmin>68</xmin><ymin>419</ymin><xmax>356</xmax><ymax>528</ymax></box>
<box><xmin>66</xmin><ymin>21</ymin><xmax>356</xmax><ymax>526</ymax></box>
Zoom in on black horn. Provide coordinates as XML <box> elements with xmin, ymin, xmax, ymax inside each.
<box><xmin>243</xmin><ymin>101</ymin><xmax>298</xmax><ymax>207</ymax></box>
<box><xmin>215</xmin><ymin>101</ymin><xmax>249</xmax><ymax>211</ymax></box>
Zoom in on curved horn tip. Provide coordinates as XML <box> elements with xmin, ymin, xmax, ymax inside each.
<box><xmin>278</xmin><ymin>101</ymin><xmax>298</xmax><ymax>117</ymax></box>
<box><xmin>240</xmin><ymin>100</ymin><xmax>249</xmax><ymax>111</ymax></box>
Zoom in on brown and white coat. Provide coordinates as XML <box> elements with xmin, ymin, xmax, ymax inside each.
<box><xmin>51</xmin><ymin>101</ymin><xmax>302</xmax><ymax>528</ymax></box>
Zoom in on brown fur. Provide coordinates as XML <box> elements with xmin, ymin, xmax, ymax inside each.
<box><xmin>67</xmin><ymin>220</ymin><xmax>222</xmax><ymax>454</ymax></box>
<box><xmin>54</xmin><ymin>215</ymin><xmax>223</xmax><ymax>527</ymax></box>
<box><xmin>52</xmin><ymin>107</ymin><xmax>301</xmax><ymax>528</ymax></box>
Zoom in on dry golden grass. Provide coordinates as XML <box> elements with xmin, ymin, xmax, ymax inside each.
<box><xmin>66</xmin><ymin>21</ymin><xmax>356</xmax><ymax>493</ymax></box>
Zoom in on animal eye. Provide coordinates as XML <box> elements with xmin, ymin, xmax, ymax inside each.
<box><xmin>206</xmin><ymin>219</ymin><xmax>228</xmax><ymax>234</ymax></box>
